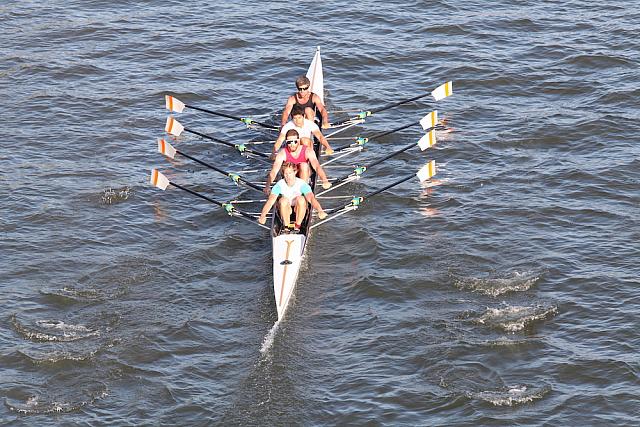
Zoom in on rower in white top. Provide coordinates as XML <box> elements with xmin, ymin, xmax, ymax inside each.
<box><xmin>258</xmin><ymin>162</ymin><xmax>328</xmax><ymax>232</ymax></box>
<box><xmin>273</xmin><ymin>105</ymin><xmax>333</xmax><ymax>155</ymax></box>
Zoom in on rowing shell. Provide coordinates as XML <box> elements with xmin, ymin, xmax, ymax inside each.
<box><xmin>271</xmin><ymin>47</ymin><xmax>324</xmax><ymax>321</ymax></box>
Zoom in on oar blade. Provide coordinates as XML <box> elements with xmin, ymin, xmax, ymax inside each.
<box><xmin>165</xmin><ymin>116</ymin><xmax>184</xmax><ymax>136</ymax></box>
<box><xmin>431</xmin><ymin>81</ymin><xmax>453</xmax><ymax>101</ymax></box>
<box><xmin>157</xmin><ymin>138</ymin><xmax>177</xmax><ymax>159</ymax></box>
<box><xmin>416</xmin><ymin>160</ymin><xmax>436</xmax><ymax>182</ymax></box>
<box><xmin>150</xmin><ymin>168</ymin><xmax>170</xmax><ymax>190</ymax></box>
<box><xmin>165</xmin><ymin>95</ymin><xmax>185</xmax><ymax>113</ymax></box>
<box><xmin>417</xmin><ymin>130</ymin><xmax>437</xmax><ymax>151</ymax></box>
<box><xmin>419</xmin><ymin>110</ymin><xmax>438</xmax><ymax>130</ymax></box>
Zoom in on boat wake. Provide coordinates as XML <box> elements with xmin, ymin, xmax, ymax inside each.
<box><xmin>474</xmin><ymin>303</ymin><xmax>558</xmax><ymax>332</ymax></box>
<box><xmin>10</xmin><ymin>315</ymin><xmax>100</xmax><ymax>342</ymax></box>
<box><xmin>453</xmin><ymin>270</ymin><xmax>541</xmax><ymax>297</ymax></box>
<box><xmin>468</xmin><ymin>384</ymin><xmax>551</xmax><ymax>406</ymax></box>
<box><xmin>259</xmin><ymin>321</ymin><xmax>280</xmax><ymax>355</ymax></box>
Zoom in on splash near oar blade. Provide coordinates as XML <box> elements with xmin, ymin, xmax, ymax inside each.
<box><xmin>431</xmin><ymin>81</ymin><xmax>453</xmax><ymax>101</ymax></box>
<box><xmin>165</xmin><ymin>116</ymin><xmax>184</xmax><ymax>136</ymax></box>
<box><xmin>416</xmin><ymin>160</ymin><xmax>436</xmax><ymax>182</ymax></box>
<box><xmin>165</xmin><ymin>95</ymin><xmax>185</xmax><ymax>113</ymax></box>
<box><xmin>419</xmin><ymin>111</ymin><xmax>438</xmax><ymax>130</ymax></box>
<box><xmin>157</xmin><ymin>138</ymin><xmax>177</xmax><ymax>159</ymax></box>
<box><xmin>417</xmin><ymin>130</ymin><xmax>437</xmax><ymax>151</ymax></box>
<box><xmin>150</xmin><ymin>169</ymin><xmax>170</xmax><ymax>190</ymax></box>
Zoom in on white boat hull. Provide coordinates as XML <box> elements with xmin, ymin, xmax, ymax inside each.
<box><xmin>272</xmin><ymin>234</ymin><xmax>307</xmax><ymax>320</ymax></box>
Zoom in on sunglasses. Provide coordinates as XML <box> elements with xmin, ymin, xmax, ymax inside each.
<box><xmin>286</xmin><ymin>138</ymin><xmax>299</xmax><ymax>145</ymax></box>
<box><xmin>297</xmin><ymin>86</ymin><xmax>309</xmax><ymax>91</ymax></box>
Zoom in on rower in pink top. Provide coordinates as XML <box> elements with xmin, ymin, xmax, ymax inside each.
<box><xmin>264</xmin><ymin>129</ymin><xmax>332</xmax><ymax>195</ymax></box>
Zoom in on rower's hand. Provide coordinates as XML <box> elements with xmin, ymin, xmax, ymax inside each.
<box><xmin>325</xmin><ymin>147</ymin><xmax>334</xmax><ymax>156</ymax></box>
<box><xmin>270</xmin><ymin>152</ymin><xmax>277</xmax><ymax>161</ymax></box>
<box><xmin>317</xmin><ymin>210</ymin><xmax>327</xmax><ymax>220</ymax></box>
<box><xmin>322</xmin><ymin>122</ymin><xmax>330</xmax><ymax>129</ymax></box>
<box><xmin>263</xmin><ymin>185</ymin><xmax>271</xmax><ymax>195</ymax></box>
<box><xmin>322</xmin><ymin>181</ymin><xmax>332</xmax><ymax>190</ymax></box>
<box><xmin>258</xmin><ymin>214</ymin><xmax>267</xmax><ymax>225</ymax></box>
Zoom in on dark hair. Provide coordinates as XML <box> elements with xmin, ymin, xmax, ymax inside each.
<box><xmin>285</xmin><ymin>129</ymin><xmax>299</xmax><ymax>139</ymax></box>
<box><xmin>291</xmin><ymin>105</ymin><xmax>305</xmax><ymax>117</ymax></box>
<box><xmin>281</xmin><ymin>162</ymin><xmax>298</xmax><ymax>173</ymax></box>
<box><xmin>295</xmin><ymin>75</ymin><xmax>310</xmax><ymax>88</ymax></box>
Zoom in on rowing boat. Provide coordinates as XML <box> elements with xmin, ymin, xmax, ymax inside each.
<box><xmin>153</xmin><ymin>48</ymin><xmax>452</xmax><ymax>323</ymax></box>
<box><xmin>271</xmin><ymin>47</ymin><xmax>324</xmax><ymax>320</ymax></box>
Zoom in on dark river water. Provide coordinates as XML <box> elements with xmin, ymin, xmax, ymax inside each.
<box><xmin>2</xmin><ymin>0</ymin><xmax>639</xmax><ymax>425</ymax></box>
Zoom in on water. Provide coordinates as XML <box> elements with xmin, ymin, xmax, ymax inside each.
<box><xmin>2</xmin><ymin>0</ymin><xmax>639</xmax><ymax>425</ymax></box>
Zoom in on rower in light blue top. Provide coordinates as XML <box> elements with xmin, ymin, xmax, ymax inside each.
<box><xmin>258</xmin><ymin>162</ymin><xmax>327</xmax><ymax>232</ymax></box>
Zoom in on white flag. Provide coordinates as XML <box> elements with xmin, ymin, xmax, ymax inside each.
<box><xmin>417</xmin><ymin>130</ymin><xmax>436</xmax><ymax>151</ymax></box>
<box><xmin>157</xmin><ymin>138</ymin><xmax>177</xmax><ymax>159</ymax></box>
<box><xmin>431</xmin><ymin>81</ymin><xmax>453</xmax><ymax>101</ymax></box>
<box><xmin>419</xmin><ymin>111</ymin><xmax>438</xmax><ymax>131</ymax></box>
<box><xmin>150</xmin><ymin>169</ymin><xmax>170</xmax><ymax>190</ymax></box>
<box><xmin>416</xmin><ymin>160</ymin><xmax>436</xmax><ymax>182</ymax></box>
<box><xmin>165</xmin><ymin>116</ymin><xmax>184</xmax><ymax>136</ymax></box>
<box><xmin>165</xmin><ymin>95</ymin><xmax>185</xmax><ymax>113</ymax></box>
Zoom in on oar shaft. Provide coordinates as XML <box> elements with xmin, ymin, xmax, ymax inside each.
<box><xmin>168</xmin><ymin>182</ymin><xmax>258</xmax><ymax>222</ymax></box>
<box><xmin>331</xmin><ymin>142</ymin><xmax>416</xmax><ymax>186</ymax></box>
<box><xmin>183</xmin><ymin>127</ymin><xmax>270</xmax><ymax>159</ymax></box>
<box><xmin>365</xmin><ymin>173</ymin><xmax>414</xmax><ymax>199</ymax></box>
<box><xmin>369</xmin><ymin>92</ymin><xmax>429</xmax><ymax>115</ymax></box>
<box><xmin>175</xmin><ymin>149</ymin><xmax>263</xmax><ymax>193</ymax></box>
<box><xmin>185</xmin><ymin>104</ymin><xmax>277</xmax><ymax>130</ymax></box>
<box><xmin>365</xmin><ymin>142</ymin><xmax>415</xmax><ymax>169</ymax></box>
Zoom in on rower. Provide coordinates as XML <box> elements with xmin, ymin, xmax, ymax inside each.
<box><xmin>281</xmin><ymin>75</ymin><xmax>330</xmax><ymax>130</ymax></box>
<box><xmin>264</xmin><ymin>129</ymin><xmax>331</xmax><ymax>194</ymax></box>
<box><xmin>258</xmin><ymin>162</ymin><xmax>328</xmax><ymax>231</ymax></box>
<box><xmin>273</xmin><ymin>105</ymin><xmax>333</xmax><ymax>155</ymax></box>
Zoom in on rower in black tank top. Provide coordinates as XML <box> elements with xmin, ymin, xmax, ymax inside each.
<box><xmin>294</xmin><ymin>92</ymin><xmax>316</xmax><ymax>111</ymax></box>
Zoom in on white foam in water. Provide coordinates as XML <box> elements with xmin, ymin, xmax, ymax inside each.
<box><xmin>472</xmin><ymin>384</ymin><xmax>550</xmax><ymax>406</ymax></box>
<box><xmin>259</xmin><ymin>321</ymin><xmax>280</xmax><ymax>355</ymax></box>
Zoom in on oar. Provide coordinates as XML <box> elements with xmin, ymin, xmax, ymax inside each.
<box><xmin>165</xmin><ymin>116</ymin><xmax>270</xmax><ymax>160</ymax></box>
<box><xmin>149</xmin><ymin>169</ymin><xmax>269</xmax><ymax>230</ymax></box>
<box><xmin>332</xmin><ymin>81</ymin><xmax>452</xmax><ymax>127</ymax></box>
<box><xmin>319</xmin><ymin>128</ymin><xmax>437</xmax><ymax>195</ymax></box>
<box><xmin>313</xmin><ymin>161</ymin><xmax>437</xmax><ymax>227</ymax></box>
<box><xmin>165</xmin><ymin>95</ymin><xmax>278</xmax><ymax>130</ymax></box>
<box><xmin>157</xmin><ymin>139</ymin><xmax>263</xmax><ymax>193</ymax></box>
<box><xmin>332</xmin><ymin>111</ymin><xmax>440</xmax><ymax>153</ymax></box>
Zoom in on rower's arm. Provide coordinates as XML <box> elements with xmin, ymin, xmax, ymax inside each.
<box><xmin>258</xmin><ymin>193</ymin><xmax>279</xmax><ymax>224</ymax></box>
<box><xmin>264</xmin><ymin>154</ymin><xmax>283</xmax><ymax>193</ymax></box>
<box><xmin>313</xmin><ymin>94</ymin><xmax>330</xmax><ymax>128</ymax></box>
<box><xmin>273</xmin><ymin>133</ymin><xmax>286</xmax><ymax>154</ymax></box>
<box><xmin>304</xmin><ymin>192</ymin><xmax>327</xmax><ymax>218</ymax></box>
<box><xmin>280</xmin><ymin>97</ymin><xmax>294</xmax><ymax>128</ymax></box>
<box><xmin>313</xmin><ymin>129</ymin><xmax>333</xmax><ymax>153</ymax></box>
<box><xmin>307</xmin><ymin>151</ymin><xmax>330</xmax><ymax>186</ymax></box>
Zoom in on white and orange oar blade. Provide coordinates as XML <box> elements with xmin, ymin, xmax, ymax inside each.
<box><xmin>150</xmin><ymin>169</ymin><xmax>170</xmax><ymax>190</ymax></box>
<box><xmin>157</xmin><ymin>138</ymin><xmax>177</xmax><ymax>159</ymax></box>
<box><xmin>431</xmin><ymin>81</ymin><xmax>453</xmax><ymax>101</ymax></box>
<box><xmin>417</xmin><ymin>130</ymin><xmax>437</xmax><ymax>151</ymax></box>
<box><xmin>165</xmin><ymin>116</ymin><xmax>184</xmax><ymax>136</ymax></box>
<box><xmin>419</xmin><ymin>110</ymin><xmax>438</xmax><ymax>130</ymax></box>
<box><xmin>416</xmin><ymin>160</ymin><xmax>436</xmax><ymax>182</ymax></box>
<box><xmin>165</xmin><ymin>95</ymin><xmax>185</xmax><ymax>113</ymax></box>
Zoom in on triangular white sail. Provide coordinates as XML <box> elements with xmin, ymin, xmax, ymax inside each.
<box><xmin>306</xmin><ymin>46</ymin><xmax>324</xmax><ymax>104</ymax></box>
